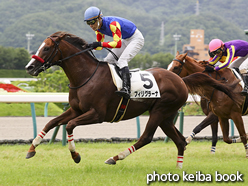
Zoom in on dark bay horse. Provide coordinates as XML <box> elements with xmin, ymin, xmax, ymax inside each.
<box><xmin>167</xmin><ymin>52</ymin><xmax>248</xmax><ymax>156</ymax></box>
<box><xmin>25</xmin><ymin>32</ymin><xmax>240</xmax><ymax>168</ymax></box>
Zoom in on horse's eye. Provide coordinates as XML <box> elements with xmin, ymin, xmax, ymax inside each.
<box><xmin>44</xmin><ymin>47</ymin><xmax>50</xmax><ymax>51</ymax></box>
<box><xmin>174</xmin><ymin>66</ymin><xmax>179</xmax><ymax>70</ymax></box>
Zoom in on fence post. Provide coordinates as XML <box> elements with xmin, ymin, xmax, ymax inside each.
<box><xmin>230</xmin><ymin>119</ymin><xmax>234</xmax><ymax>137</ymax></box>
<box><xmin>49</xmin><ymin>126</ymin><xmax>60</xmax><ymax>144</ymax></box>
<box><xmin>62</xmin><ymin>124</ymin><xmax>67</xmax><ymax>146</ymax></box>
<box><xmin>136</xmin><ymin>116</ymin><xmax>140</xmax><ymax>139</ymax></box>
<box><xmin>30</xmin><ymin>103</ymin><xmax>37</xmax><ymax>139</ymax></box>
<box><xmin>44</xmin><ymin>102</ymin><xmax>49</xmax><ymax>117</ymax></box>
<box><xmin>49</xmin><ymin>103</ymin><xmax>69</xmax><ymax>145</ymax></box>
<box><xmin>179</xmin><ymin>106</ymin><xmax>184</xmax><ymax>134</ymax></box>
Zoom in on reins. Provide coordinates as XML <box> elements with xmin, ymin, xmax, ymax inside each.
<box><xmin>67</xmin><ymin>61</ymin><xmax>100</xmax><ymax>89</ymax></box>
<box><xmin>32</xmin><ymin>36</ymin><xmax>120</xmax><ymax>89</ymax></box>
<box><xmin>64</xmin><ymin>46</ymin><xmax>100</xmax><ymax>89</ymax></box>
<box><xmin>32</xmin><ymin>35</ymin><xmax>120</xmax><ymax>89</ymax></box>
<box><xmin>32</xmin><ymin>37</ymin><xmax>100</xmax><ymax>89</ymax></box>
<box><xmin>67</xmin><ymin>47</ymin><xmax>118</xmax><ymax>89</ymax></box>
<box><xmin>57</xmin><ymin>47</ymin><xmax>96</xmax><ymax>64</ymax></box>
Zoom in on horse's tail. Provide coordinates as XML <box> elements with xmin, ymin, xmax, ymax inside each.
<box><xmin>182</xmin><ymin>72</ymin><xmax>241</xmax><ymax>104</ymax></box>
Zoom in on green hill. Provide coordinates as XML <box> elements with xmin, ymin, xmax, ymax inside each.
<box><xmin>0</xmin><ymin>0</ymin><xmax>247</xmax><ymax>57</ymax></box>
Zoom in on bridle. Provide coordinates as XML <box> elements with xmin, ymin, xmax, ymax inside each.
<box><xmin>172</xmin><ymin>58</ymin><xmax>185</xmax><ymax>75</ymax></box>
<box><xmin>31</xmin><ymin>37</ymin><xmax>94</xmax><ymax>71</ymax></box>
<box><xmin>31</xmin><ymin>36</ymin><xmax>99</xmax><ymax>89</ymax></box>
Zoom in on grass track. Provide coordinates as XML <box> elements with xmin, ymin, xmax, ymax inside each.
<box><xmin>0</xmin><ymin>141</ymin><xmax>247</xmax><ymax>186</ymax></box>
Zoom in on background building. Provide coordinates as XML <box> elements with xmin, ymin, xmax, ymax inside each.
<box><xmin>183</xmin><ymin>29</ymin><xmax>209</xmax><ymax>61</ymax></box>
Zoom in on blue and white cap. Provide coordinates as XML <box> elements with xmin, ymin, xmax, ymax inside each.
<box><xmin>84</xmin><ymin>6</ymin><xmax>103</xmax><ymax>21</ymax></box>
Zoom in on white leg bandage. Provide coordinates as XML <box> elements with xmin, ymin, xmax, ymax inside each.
<box><xmin>68</xmin><ymin>134</ymin><xmax>75</xmax><ymax>152</ymax></box>
<box><xmin>232</xmin><ymin>137</ymin><xmax>241</xmax><ymax>143</ymax></box>
<box><xmin>186</xmin><ymin>132</ymin><xmax>195</xmax><ymax>144</ymax></box>
<box><xmin>210</xmin><ymin>146</ymin><xmax>216</xmax><ymax>154</ymax></box>
<box><xmin>245</xmin><ymin>144</ymin><xmax>248</xmax><ymax>158</ymax></box>
<box><xmin>118</xmin><ymin>146</ymin><xmax>136</xmax><ymax>160</ymax></box>
<box><xmin>176</xmin><ymin>155</ymin><xmax>184</xmax><ymax>169</ymax></box>
<box><xmin>32</xmin><ymin>131</ymin><xmax>46</xmax><ymax>147</ymax></box>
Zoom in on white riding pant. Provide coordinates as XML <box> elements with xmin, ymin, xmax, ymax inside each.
<box><xmin>104</xmin><ymin>29</ymin><xmax>144</xmax><ymax>69</ymax></box>
<box><xmin>229</xmin><ymin>53</ymin><xmax>248</xmax><ymax>74</ymax></box>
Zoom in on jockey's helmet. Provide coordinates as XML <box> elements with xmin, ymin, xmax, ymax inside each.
<box><xmin>84</xmin><ymin>6</ymin><xmax>103</xmax><ymax>21</ymax></box>
<box><xmin>209</xmin><ymin>39</ymin><xmax>224</xmax><ymax>52</ymax></box>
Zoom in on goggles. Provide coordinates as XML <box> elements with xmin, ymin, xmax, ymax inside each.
<box><xmin>86</xmin><ymin>19</ymin><xmax>98</xmax><ymax>25</ymax></box>
<box><xmin>211</xmin><ymin>48</ymin><xmax>222</xmax><ymax>55</ymax></box>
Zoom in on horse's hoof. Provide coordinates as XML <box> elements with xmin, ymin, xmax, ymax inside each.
<box><xmin>73</xmin><ymin>153</ymin><xmax>81</xmax><ymax>164</ymax></box>
<box><xmin>105</xmin><ymin>157</ymin><xmax>116</xmax><ymax>165</ymax></box>
<box><xmin>26</xmin><ymin>151</ymin><xmax>36</xmax><ymax>159</ymax></box>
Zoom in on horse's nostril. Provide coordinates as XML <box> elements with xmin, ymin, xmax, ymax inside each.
<box><xmin>26</xmin><ymin>65</ymin><xmax>34</xmax><ymax>72</ymax></box>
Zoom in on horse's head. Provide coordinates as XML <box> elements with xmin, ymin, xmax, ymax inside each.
<box><xmin>167</xmin><ymin>51</ymin><xmax>188</xmax><ymax>77</ymax></box>
<box><xmin>25</xmin><ymin>31</ymin><xmax>88</xmax><ymax>76</ymax></box>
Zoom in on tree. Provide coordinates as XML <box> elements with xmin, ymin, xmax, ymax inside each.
<box><xmin>13</xmin><ymin>48</ymin><xmax>30</xmax><ymax>70</ymax></box>
<box><xmin>129</xmin><ymin>52</ymin><xmax>173</xmax><ymax>70</ymax></box>
<box><xmin>152</xmin><ymin>52</ymin><xmax>174</xmax><ymax>69</ymax></box>
<box><xmin>28</xmin><ymin>68</ymin><xmax>69</xmax><ymax>92</ymax></box>
<box><xmin>0</xmin><ymin>46</ymin><xmax>30</xmax><ymax>69</ymax></box>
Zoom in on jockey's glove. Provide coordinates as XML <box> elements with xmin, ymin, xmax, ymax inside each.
<box><xmin>205</xmin><ymin>65</ymin><xmax>215</xmax><ymax>72</ymax></box>
<box><xmin>87</xmin><ymin>42</ymin><xmax>101</xmax><ymax>49</ymax></box>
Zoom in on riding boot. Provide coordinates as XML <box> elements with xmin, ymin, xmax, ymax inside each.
<box><xmin>115</xmin><ymin>66</ymin><xmax>131</xmax><ymax>99</ymax></box>
<box><xmin>241</xmin><ymin>73</ymin><xmax>248</xmax><ymax>96</ymax></box>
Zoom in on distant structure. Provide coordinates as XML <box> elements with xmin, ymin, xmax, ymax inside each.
<box><xmin>26</xmin><ymin>32</ymin><xmax>35</xmax><ymax>54</ymax></box>
<box><xmin>173</xmin><ymin>33</ymin><xmax>181</xmax><ymax>56</ymax></box>
<box><xmin>182</xmin><ymin>29</ymin><xmax>209</xmax><ymax>61</ymax></box>
<box><xmin>160</xmin><ymin>21</ymin><xmax>164</xmax><ymax>46</ymax></box>
<box><xmin>195</xmin><ymin>0</ymin><xmax>200</xmax><ymax>15</ymax></box>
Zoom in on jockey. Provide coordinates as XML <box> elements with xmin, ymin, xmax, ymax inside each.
<box><xmin>84</xmin><ymin>6</ymin><xmax>144</xmax><ymax>99</ymax></box>
<box><xmin>207</xmin><ymin>39</ymin><xmax>248</xmax><ymax>95</ymax></box>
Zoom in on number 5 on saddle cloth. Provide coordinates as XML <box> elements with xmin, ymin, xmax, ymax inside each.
<box><xmin>108</xmin><ymin>64</ymin><xmax>161</xmax><ymax>99</ymax></box>
<box><xmin>108</xmin><ymin>64</ymin><xmax>161</xmax><ymax>122</ymax></box>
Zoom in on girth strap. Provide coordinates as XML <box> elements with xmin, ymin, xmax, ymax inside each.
<box><xmin>110</xmin><ymin>97</ymin><xmax>130</xmax><ymax>123</ymax></box>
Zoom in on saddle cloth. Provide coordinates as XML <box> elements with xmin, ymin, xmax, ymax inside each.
<box><xmin>108</xmin><ymin>64</ymin><xmax>161</xmax><ymax>98</ymax></box>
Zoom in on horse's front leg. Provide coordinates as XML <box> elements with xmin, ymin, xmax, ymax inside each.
<box><xmin>26</xmin><ymin>108</ymin><xmax>78</xmax><ymax>159</ymax></box>
<box><xmin>65</xmin><ymin>108</ymin><xmax>103</xmax><ymax>163</ymax></box>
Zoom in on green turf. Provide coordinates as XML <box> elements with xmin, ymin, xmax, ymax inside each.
<box><xmin>0</xmin><ymin>141</ymin><xmax>247</xmax><ymax>186</ymax></box>
<box><xmin>0</xmin><ymin>102</ymin><xmax>63</xmax><ymax>116</ymax></box>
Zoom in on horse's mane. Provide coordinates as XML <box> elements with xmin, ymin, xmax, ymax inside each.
<box><xmin>197</xmin><ymin>60</ymin><xmax>209</xmax><ymax>67</ymax></box>
<box><xmin>185</xmin><ymin>55</ymin><xmax>209</xmax><ymax>68</ymax></box>
<box><xmin>50</xmin><ymin>31</ymin><xmax>88</xmax><ymax>50</ymax></box>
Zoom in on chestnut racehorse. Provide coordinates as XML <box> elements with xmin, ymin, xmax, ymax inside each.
<box><xmin>25</xmin><ymin>32</ymin><xmax>240</xmax><ymax>168</ymax></box>
<box><xmin>167</xmin><ymin>52</ymin><xmax>248</xmax><ymax>156</ymax></box>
